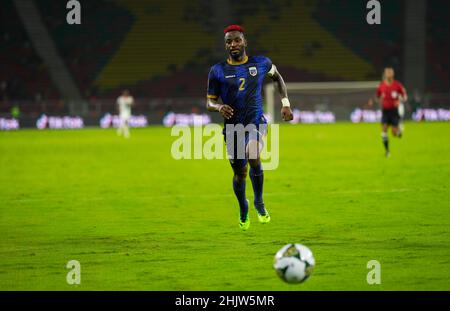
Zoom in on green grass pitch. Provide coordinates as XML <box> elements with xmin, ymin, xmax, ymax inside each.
<box><xmin>0</xmin><ymin>122</ymin><xmax>449</xmax><ymax>290</ymax></box>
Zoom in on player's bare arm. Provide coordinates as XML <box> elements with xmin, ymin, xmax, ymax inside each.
<box><xmin>368</xmin><ymin>95</ymin><xmax>381</xmax><ymax>108</ymax></box>
<box><xmin>268</xmin><ymin>65</ymin><xmax>293</xmax><ymax>121</ymax></box>
<box><xmin>369</xmin><ymin>84</ymin><xmax>385</xmax><ymax>107</ymax></box>
<box><xmin>206</xmin><ymin>97</ymin><xmax>233</xmax><ymax>119</ymax></box>
<box><xmin>400</xmin><ymin>87</ymin><xmax>408</xmax><ymax>102</ymax></box>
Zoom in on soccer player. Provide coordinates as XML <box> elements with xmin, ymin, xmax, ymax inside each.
<box><xmin>206</xmin><ymin>25</ymin><xmax>293</xmax><ymax>231</ymax></box>
<box><xmin>116</xmin><ymin>89</ymin><xmax>134</xmax><ymax>138</ymax></box>
<box><xmin>369</xmin><ymin>67</ymin><xmax>408</xmax><ymax>157</ymax></box>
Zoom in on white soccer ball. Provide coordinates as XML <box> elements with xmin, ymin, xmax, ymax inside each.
<box><xmin>274</xmin><ymin>244</ymin><xmax>315</xmax><ymax>284</ymax></box>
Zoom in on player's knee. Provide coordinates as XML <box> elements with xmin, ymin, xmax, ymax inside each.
<box><xmin>234</xmin><ymin>174</ymin><xmax>247</xmax><ymax>183</ymax></box>
<box><xmin>248</xmin><ymin>158</ymin><xmax>260</xmax><ymax>168</ymax></box>
<box><xmin>233</xmin><ymin>167</ymin><xmax>248</xmax><ymax>183</ymax></box>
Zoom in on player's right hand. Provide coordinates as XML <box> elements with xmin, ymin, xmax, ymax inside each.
<box><xmin>219</xmin><ymin>105</ymin><xmax>234</xmax><ymax>119</ymax></box>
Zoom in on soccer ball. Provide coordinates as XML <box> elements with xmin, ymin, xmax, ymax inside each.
<box><xmin>274</xmin><ymin>243</ymin><xmax>315</xmax><ymax>284</ymax></box>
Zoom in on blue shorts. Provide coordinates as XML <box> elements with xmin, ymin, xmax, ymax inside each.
<box><xmin>223</xmin><ymin>123</ymin><xmax>267</xmax><ymax>170</ymax></box>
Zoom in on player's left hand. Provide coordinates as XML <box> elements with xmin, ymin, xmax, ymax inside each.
<box><xmin>281</xmin><ymin>107</ymin><xmax>293</xmax><ymax>121</ymax></box>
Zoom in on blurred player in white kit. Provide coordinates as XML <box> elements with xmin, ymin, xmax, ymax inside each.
<box><xmin>116</xmin><ymin>90</ymin><xmax>134</xmax><ymax>138</ymax></box>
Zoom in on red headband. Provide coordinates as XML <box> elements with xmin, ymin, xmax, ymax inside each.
<box><xmin>224</xmin><ymin>24</ymin><xmax>245</xmax><ymax>34</ymax></box>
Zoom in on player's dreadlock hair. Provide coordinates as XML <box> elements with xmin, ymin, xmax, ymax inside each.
<box><xmin>224</xmin><ymin>24</ymin><xmax>245</xmax><ymax>34</ymax></box>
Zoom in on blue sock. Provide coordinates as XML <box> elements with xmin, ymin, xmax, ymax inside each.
<box><xmin>250</xmin><ymin>163</ymin><xmax>265</xmax><ymax>215</ymax></box>
<box><xmin>233</xmin><ymin>177</ymin><xmax>248</xmax><ymax>222</ymax></box>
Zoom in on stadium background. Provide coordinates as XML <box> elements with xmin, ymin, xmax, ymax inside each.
<box><xmin>1</xmin><ymin>0</ymin><xmax>449</xmax><ymax>127</ymax></box>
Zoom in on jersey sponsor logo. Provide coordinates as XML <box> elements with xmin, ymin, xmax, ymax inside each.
<box><xmin>391</xmin><ymin>91</ymin><xmax>398</xmax><ymax>98</ymax></box>
<box><xmin>225</xmin><ymin>75</ymin><xmax>236</xmax><ymax>79</ymax></box>
<box><xmin>249</xmin><ymin>67</ymin><xmax>258</xmax><ymax>76</ymax></box>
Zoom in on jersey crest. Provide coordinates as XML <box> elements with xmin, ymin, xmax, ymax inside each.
<box><xmin>249</xmin><ymin>66</ymin><xmax>258</xmax><ymax>76</ymax></box>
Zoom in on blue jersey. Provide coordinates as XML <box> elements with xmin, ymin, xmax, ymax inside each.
<box><xmin>207</xmin><ymin>55</ymin><xmax>272</xmax><ymax>127</ymax></box>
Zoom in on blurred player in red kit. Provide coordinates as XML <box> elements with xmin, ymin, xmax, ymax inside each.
<box><xmin>369</xmin><ymin>67</ymin><xmax>408</xmax><ymax>157</ymax></box>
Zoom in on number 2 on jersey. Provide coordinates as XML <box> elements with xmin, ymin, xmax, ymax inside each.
<box><xmin>239</xmin><ymin>78</ymin><xmax>245</xmax><ymax>91</ymax></box>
